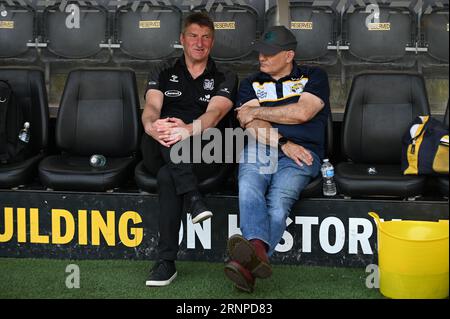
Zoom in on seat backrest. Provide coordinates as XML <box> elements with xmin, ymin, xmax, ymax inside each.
<box><xmin>343</xmin><ymin>4</ymin><xmax>414</xmax><ymax>63</ymax></box>
<box><xmin>115</xmin><ymin>3</ymin><xmax>182</xmax><ymax>60</ymax></box>
<box><xmin>343</xmin><ymin>73</ymin><xmax>430</xmax><ymax>164</ymax></box>
<box><xmin>195</xmin><ymin>3</ymin><xmax>258</xmax><ymax>61</ymax></box>
<box><xmin>421</xmin><ymin>7</ymin><xmax>449</xmax><ymax>63</ymax></box>
<box><xmin>0</xmin><ymin>68</ymin><xmax>49</xmax><ymax>153</ymax></box>
<box><xmin>246</xmin><ymin>0</ymin><xmax>266</xmax><ymax>32</ymax></box>
<box><xmin>42</xmin><ymin>1</ymin><xmax>109</xmax><ymax>59</ymax></box>
<box><xmin>56</xmin><ymin>69</ymin><xmax>140</xmax><ymax>157</ymax></box>
<box><xmin>0</xmin><ymin>3</ymin><xmax>36</xmax><ymax>59</ymax></box>
<box><xmin>265</xmin><ymin>2</ymin><xmax>337</xmax><ymax>61</ymax></box>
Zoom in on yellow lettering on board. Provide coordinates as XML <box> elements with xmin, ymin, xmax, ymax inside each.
<box><xmin>91</xmin><ymin>210</ymin><xmax>115</xmax><ymax>246</ymax></box>
<box><xmin>30</xmin><ymin>208</ymin><xmax>49</xmax><ymax>243</ymax></box>
<box><xmin>119</xmin><ymin>211</ymin><xmax>143</xmax><ymax>248</ymax></box>
<box><xmin>0</xmin><ymin>207</ymin><xmax>14</xmax><ymax>242</ymax></box>
<box><xmin>78</xmin><ymin>210</ymin><xmax>88</xmax><ymax>245</ymax></box>
<box><xmin>17</xmin><ymin>208</ymin><xmax>26</xmax><ymax>243</ymax></box>
<box><xmin>52</xmin><ymin>209</ymin><xmax>75</xmax><ymax>244</ymax></box>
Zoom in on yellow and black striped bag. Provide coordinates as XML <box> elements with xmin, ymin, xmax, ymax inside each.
<box><xmin>402</xmin><ymin>116</ymin><xmax>449</xmax><ymax>175</ymax></box>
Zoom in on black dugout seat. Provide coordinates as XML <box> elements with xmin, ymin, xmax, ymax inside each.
<box><xmin>0</xmin><ymin>68</ymin><xmax>49</xmax><ymax>188</ymax></box>
<box><xmin>41</xmin><ymin>1</ymin><xmax>110</xmax><ymax>61</ymax></box>
<box><xmin>194</xmin><ymin>3</ymin><xmax>258</xmax><ymax>61</ymax></box>
<box><xmin>0</xmin><ymin>3</ymin><xmax>37</xmax><ymax>62</ymax></box>
<box><xmin>38</xmin><ymin>69</ymin><xmax>140</xmax><ymax>191</ymax></box>
<box><xmin>135</xmin><ymin>113</ymin><xmax>236</xmax><ymax>194</ymax></box>
<box><xmin>113</xmin><ymin>3</ymin><xmax>182</xmax><ymax>61</ymax></box>
<box><xmin>341</xmin><ymin>2</ymin><xmax>416</xmax><ymax>66</ymax></box>
<box><xmin>246</xmin><ymin>0</ymin><xmax>266</xmax><ymax>33</ymax></box>
<box><xmin>265</xmin><ymin>1</ymin><xmax>338</xmax><ymax>65</ymax></box>
<box><xmin>300</xmin><ymin>112</ymin><xmax>333</xmax><ymax>198</ymax></box>
<box><xmin>420</xmin><ymin>4</ymin><xmax>449</xmax><ymax>66</ymax></box>
<box><xmin>335</xmin><ymin>73</ymin><xmax>430</xmax><ymax>198</ymax></box>
<box><xmin>135</xmin><ymin>161</ymin><xmax>233</xmax><ymax>194</ymax></box>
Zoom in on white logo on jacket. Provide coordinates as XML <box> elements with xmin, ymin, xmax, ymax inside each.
<box><xmin>204</xmin><ymin>79</ymin><xmax>214</xmax><ymax>90</ymax></box>
<box><xmin>165</xmin><ymin>90</ymin><xmax>182</xmax><ymax>98</ymax></box>
<box><xmin>252</xmin><ymin>78</ymin><xmax>308</xmax><ymax>103</ymax></box>
<box><xmin>199</xmin><ymin>94</ymin><xmax>211</xmax><ymax>103</ymax></box>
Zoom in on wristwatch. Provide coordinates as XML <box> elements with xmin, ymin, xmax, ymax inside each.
<box><xmin>278</xmin><ymin>136</ymin><xmax>289</xmax><ymax>150</ymax></box>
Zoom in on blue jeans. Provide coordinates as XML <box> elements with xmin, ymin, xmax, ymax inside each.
<box><xmin>238</xmin><ymin>142</ymin><xmax>320</xmax><ymax>256</ymax></box>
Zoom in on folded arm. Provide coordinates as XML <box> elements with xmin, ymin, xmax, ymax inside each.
<box><xmin>237</xmin><ymin>92</ymin><xmax>325</xmax><ymax>126</ymax></box>
<box><xmin>238</xmin><ymin>99</ymin><xmax>314</xmax><ymax>167</ymax></box>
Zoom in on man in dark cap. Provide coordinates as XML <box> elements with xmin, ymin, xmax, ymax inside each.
<box><xmin>224</xmin><ymin>25</ymin><xmax>331</xmax><ymax>292</ymax></box>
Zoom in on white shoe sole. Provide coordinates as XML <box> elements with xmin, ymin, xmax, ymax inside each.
<box><xmin>145</xmin><ymin>272</ymin><xmax>177</xmax><ymax>287</ymax></box>
<box><xmin>191</xmin><ymin>211</ymin><xmax>213</xmax><ymax>224</ymax></box>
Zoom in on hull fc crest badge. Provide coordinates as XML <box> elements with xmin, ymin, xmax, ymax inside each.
<box><xmin>204</xmin><ymin>79</ymin><xmax>214</xmax><ymax>91</ymax></box>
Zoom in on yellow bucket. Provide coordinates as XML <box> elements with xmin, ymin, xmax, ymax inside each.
<box><xmin>369</xmin><ymin>212</ymin><xmax>449</xmax><ymax>299</ymax></box>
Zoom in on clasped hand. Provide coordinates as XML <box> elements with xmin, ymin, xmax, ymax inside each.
<box><xmin>145</xmin><ymin>118</ymin><xmax>191</xmax><ymax>148</ymax></box>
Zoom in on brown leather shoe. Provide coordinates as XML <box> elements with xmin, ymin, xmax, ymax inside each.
<box><xmin>224</xmin><ymin>260</ymin><xmax>255</xmax><ymax>293</ymax></box>
<box><xmin>227</xmin><ymin>234</ymin><xmax>272</xmax><ymax>279</ymax></box>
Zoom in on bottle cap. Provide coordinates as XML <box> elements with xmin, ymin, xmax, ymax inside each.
<box><xmin>90</xmin><ymin>156</ymin><xmax>98</xmax><ymax>165</ymax></box>
<box><xmin>89</xmin><ymin>154</ymin><xmax>106</xmax><ymax>167</ymax></box>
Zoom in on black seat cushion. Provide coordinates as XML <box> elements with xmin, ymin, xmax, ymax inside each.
<box><xmin>0</xmin><ymin>4</ymin><xmax>36</xmax><ymax>60</ymax></box>
<box><xmin>343</xmin><ymin>5</ymin><xmax>414</xmax><ymax>64</ymax></box>
<box><xmin>438</xmin><ymin>177</ymin><xmax>449</xmax><ymax>197</ymax></box>
<box><xmin>205</xmin><ymin>4</ymin><xmax>258</xmax><ymax>60</ymax></box>
<box><xmin>0</xmin><ymin>68</ymin><xmax>48</xmax><ymax>188</ymax></box>
<box><xmin>0</xmin><ymin>68</ymin><xmax>48</xmax><ymax>154</ymax></box>
<box><xmin>266</xmin><ymin>4</ymin><xmax>336</xmax><ymax>62</ymax></box>
<box><xmin>55</xmin><ymin>70</ymin><xmax>140</xmax><ymax>157</ymax></box>
<box><xmin>39</xmin><ymin>69</ymin><xmax>140</xmax><ymax>191</ymax></box>
<box><xmin>0</xmin><ymin>153</ymin><xmax>45</xmax><ymax>188</ymax></box>
<box><xmin>116</xmin><ymin>4</ymin><xmax>182</xmax><ymax>60</ymax></box>
<box><xmin>135</xmin><ymin>161</ymin><xmax>234</xmax><ymax>194</ymax></box>
<box><xmin>43</xmin><ymin>3</ymin><xmax>109</xmax><ymax>60</ymax></box>
<box><xmin>39</xmin><ymin>155</ymin><xmax>138</xmax><ymax>191</ymax></box>
<box><xmin>337</xmin><ymin>73</ymin><xmax>430</xmax><ymax>198</ymax></box>
<box><xmin>336</xmin><ymin>162</ymin><xmax>426</xmax><ymax>197</ymax></box>
<box><xmin>422</xmin><ymin>8</ymin><xmax>449</xmax><ymax>63</ymax></box>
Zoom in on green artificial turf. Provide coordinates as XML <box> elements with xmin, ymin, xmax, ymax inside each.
<box><xmin>0</xmin><ymin>258</ymin><xmax>383</xmax><ymax>299</ymax></box>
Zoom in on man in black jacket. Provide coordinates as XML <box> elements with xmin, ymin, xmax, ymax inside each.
<box><xmin>141</xmin><ymin>12</ymin><xmax>238</xmax><ymax>287</ymax></box>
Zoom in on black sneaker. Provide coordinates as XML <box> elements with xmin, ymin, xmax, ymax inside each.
<box><xmin>145</xmin><ymin>260</ymin><xmax>177</xmax><ymax>287</ymax></box>
<box><xmin>187</xmin><ymin>194</ymin><xmax>213</xmax><ymax>224</ymax></box>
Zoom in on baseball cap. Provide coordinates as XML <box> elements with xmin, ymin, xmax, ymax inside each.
<box><xmin>254</xmin><ymin>25</ymin><xmax>297</xmax><ymax>55</ymax></box>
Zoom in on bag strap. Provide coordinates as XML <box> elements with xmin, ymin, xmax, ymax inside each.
<box><xmin>409</xmin><ymin>116</ymin><xmax>430</xmax><ymax>155</ymax></box>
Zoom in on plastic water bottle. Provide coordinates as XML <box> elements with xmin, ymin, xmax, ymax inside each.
<box><xmin>89</xmin><ymin>154</ymin><xmax>106</xmax><ymax>168</ymax></box>
<box><xmin>321</xmin><ymin>159</ymin><xmax>337</xmax><ymax>197</ymax></box>
<box><xmin>18</xmin><ymin>122</ymin><xmax>30</xmax><ymax>143</ymax></box>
